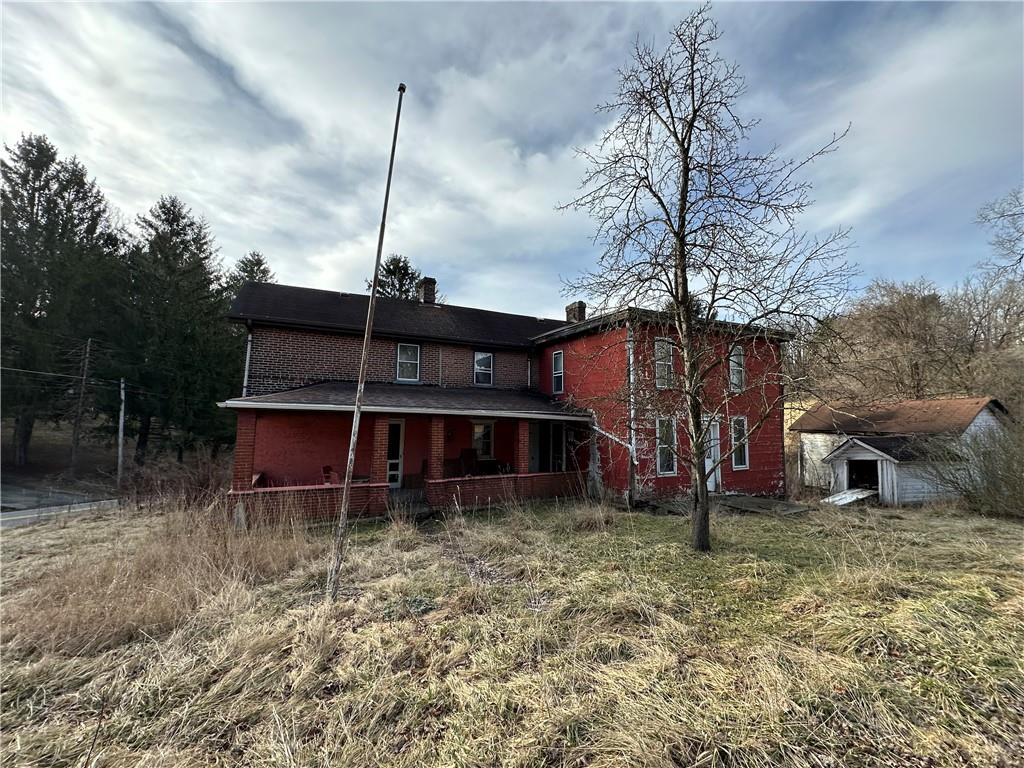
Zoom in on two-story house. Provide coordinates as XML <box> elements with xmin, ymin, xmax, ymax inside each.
<box><xmin>222</xmin><ymin>278</ymin><xmax>787</xmax><ymax>519</ymax></box>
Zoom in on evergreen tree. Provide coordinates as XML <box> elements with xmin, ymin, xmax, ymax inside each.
<box><xmin>126</xmin><ymin>196</ymin><xmax>232</xmax><ymax>462</ymax></box>
<box><xmin>226</xmin><ymin>250</ymin><xmax>275</xmax><ymax>295</ymax></box>
<box><xmin>367</xmin><ymin>254</ymin><xmax>421</xmax><ymax>299</ymax></box>
<box><xmin>1</xmin><ymin>135</ymin><xmax>125</xmax><ymax>466</ymax></box>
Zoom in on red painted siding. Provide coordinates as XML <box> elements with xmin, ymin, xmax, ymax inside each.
<box><xmin>536</xmin><ymin>323</ymin><xmax>785</xmax><ymax>499</ymax></box>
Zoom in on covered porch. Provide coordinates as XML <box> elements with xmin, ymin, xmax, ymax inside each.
<box><xmin>222</xmin><ymin>382</ymin><xmax>591</xmax><ymax>520</ymax></box>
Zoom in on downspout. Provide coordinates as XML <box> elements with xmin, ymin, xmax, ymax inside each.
<box><xmin>242</xmin><ymin>323</ymin><xmax>253</xmax><ymax>397</ymax></box>
<box><xmin>527</xmin><ymin>355</ymin><xmax>532</xmax><ymax>389</ymax></box>
<box><xmin>625</xmin><ymin>316</ymin><xmax>638</xmax><ymax>506</ymax></box>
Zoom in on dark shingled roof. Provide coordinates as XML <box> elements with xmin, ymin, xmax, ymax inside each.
<box><xmin>852</xmin><ymin>436</ymin><xmax>932</xmax><ymax>461</ymax></box>
<box><xmin>789</xmin><ymin>396</ymin><xmax>1005</xmax><ymax>435</ymax></box>
<box><xmin>222</xmin><ymin>381</ymin><xmax>590</xmax><ymax>421</ymax></box>
<box><xmin>824</xmin><ymin>435</ymin><xmax>958</xmax><ymax>463</ymax></box>
<box><xmin>229</xmin><ymin>282</ymin><xmax>567</xmax><ymax>348</ymax></box>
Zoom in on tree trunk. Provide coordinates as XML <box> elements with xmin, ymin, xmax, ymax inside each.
<box><xmin>134</xmin><ymin>414</ymin><xmax>151</xmax><ymax>466</ymax></box>
<box><xmin>690</xmin><ymin>456</ymin><xmax>711</xmax><ymax>551</ymax></box>
<box><xmin>13</xmin><ymin>409</ymin><xmax>36</xmax><ymax>467</ymax></box>
<box><xmin>687</xmin><ymin>404</ymin><xmax>712</xmax><ymax>552</ymax></box>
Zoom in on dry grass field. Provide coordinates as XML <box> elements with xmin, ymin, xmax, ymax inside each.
<box><xmin>2</xmin><ymin>498</ymin><xmax>1022</xmax><ymax>767</ymax></box>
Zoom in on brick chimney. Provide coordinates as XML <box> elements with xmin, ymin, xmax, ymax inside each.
<box><xmin>417</xmin><ymin>277</ymin><xmax>437</xmax><ymax>304</ymax></box>
<box><xmin>565</xmin><ymin>301</ymin><xmax>586</xmax><ymax>323</ymax></box>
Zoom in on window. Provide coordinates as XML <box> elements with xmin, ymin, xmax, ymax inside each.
<box><xmin>472</xmin><ymin>421</ymin><xmax>494</xmax><ymax>459</ymax></box>
<box><xmin>731</xmin><ymin>416</ymin><xmax>749</xmax><ymax>469</ymax></box>
<box><xmin>656</xmin><ymin>417</ymin><xmax>677</xmax><ymax>476</ymax></box>
<box><xmin>396</xmin><ymin>343</ymin><xmax>420</xmax><ymax>381</ymax></box>
<box><xmin>551</xmin><ymin>350</ymin><xmax>564</xmax><ymax>394</ymax></box>
<box><xmin>728</xmin><ymin>344</ymin><xmax>746</xmax><ymax>391</ymax></box>
<box><xmin>654</xmin><ymin>338</ymin><xmax>674</xmax><ymax>389</ymax></box>
<box><xmin>474</xmin><ymin>351</ymin><xmax>494</xmax><ymax>386</ymax></box>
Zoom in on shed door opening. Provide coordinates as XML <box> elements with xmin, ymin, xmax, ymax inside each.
<box><xmin>847</xmin><ymin>459</ymin><xmax>879</xmax><ymax>490</ymax></box>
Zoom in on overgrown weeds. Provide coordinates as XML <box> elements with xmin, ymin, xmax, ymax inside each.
<box><xmin>2</xmin><ymin>497</ymin><xmax>322</xmax><ymax>655</ymax></box>
<box><xmin>2</xmin><ymin>498</ymin><xmax>1022</xmax><ymax>767</ymax></box>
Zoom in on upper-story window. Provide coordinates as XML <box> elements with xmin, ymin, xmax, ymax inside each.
<box><xmin>728</xmin><ymin>343</ymin><xmax>746</xmax><ymax>391</ymax></box>
<box><xmin>551</xmin><ymin>350</ymin><xmax>564</xmax><ymax>394</ymax></box>
<box><xmin>396</xmin><ymin>343</ymin><xmax>420</xmax><ymax>382</ymax></box>
<box><xmin>654</xmin><ymin>338</ymin><xmax>675</xmax><ymax>389</ymax></box>
<box><xmin>474</xmin><ymin>352</ymin><xmax>494</xmax><ymax>386</ymax></box>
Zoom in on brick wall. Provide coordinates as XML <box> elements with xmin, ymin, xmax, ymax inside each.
<box><xmin>229</xmin><ymin>482</ymin><xmax>389</xmax><ymax>523</ymax></box>
<box><xmin>424</xmin><ymin>471</ymin><xmax>584</xmax><ymax>511</ymax></box>
<box><xmin>245</xmin><ymin>326</ymin><xmax>531</xmax><ymax>395</ymax></box>
<box><xmin>535</xmin><ymin>324</ymin><xmax>787</xmax><ymax>499</ymax></box>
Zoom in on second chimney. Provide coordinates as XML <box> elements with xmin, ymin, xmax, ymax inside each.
<box><xmin>565</xmin><ymin>301</ymin><xmax>586</xmax><ymax>323</ymax></box>
<box><xmin>417</xmin><ymin>277</ymin><xmax>437</xmax><ymax>304</ymax></box>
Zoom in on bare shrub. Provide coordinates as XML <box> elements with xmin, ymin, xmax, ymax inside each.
<box><xmin>3</xmin><ymin>496</ymin><xmax>323</xmax><ymax>655</ymax></box>
<box><xmin>919</xmin><ymin>423</ymin><xmax>1024</xmax><ymax>518</ymax></box>
<box><xmin>123</xmin><ymin>445</ymin><xmax>231</xmax><ymax>506</ymax></box>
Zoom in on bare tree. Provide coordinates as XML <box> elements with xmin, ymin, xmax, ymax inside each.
<box><xmin>811</xmin><ymin>274</ymin><xmax>1024</xmax><ymax>414</ymax></box>
<box><xmin>978</xmin><ymin>186</ymin><xmax>1024</xmax><ymax>275</ymax></box>
<box><xmin>562</xmin><ymin>4</ymin><xmax>853</xmax><ymax>550</ymax></box>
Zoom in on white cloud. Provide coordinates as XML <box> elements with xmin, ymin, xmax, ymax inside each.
<box><xmin>3</xmin><ymin>1</ymin><xmax>1021</xmax><ymax>314</ymax></box>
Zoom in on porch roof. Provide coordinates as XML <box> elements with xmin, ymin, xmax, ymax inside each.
<box><xmin>219</xmin><ymin>381</ymin><xmax>592</xmax><ymax>422</ymax></box>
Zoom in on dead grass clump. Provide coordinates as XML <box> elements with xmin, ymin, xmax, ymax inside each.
<box><xmin>568</xmin><ymin>504</ymin><xmax>616</xmax><ymax>532</ymax></box>
<box><xmin>3</xmin><ymin>498</ymin><xmax>322</xmax><ymax>656</ymax></box>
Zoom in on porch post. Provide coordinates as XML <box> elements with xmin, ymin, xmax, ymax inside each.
<box><xmin>427</xmin><ymin>416</ymin><xmax>444</xmax><ymax>480</ymax></box>
<box><xmin>515</xmin><ymin>419</ymin><xmax>530</xmax><ymax>474</ymax></box>
<box><xmin>370</xmin><ymin>416</ymin><xmax>389</xmax><ymax>485</ymax></box>
<box><xmin>232</xmin><ymin>411</ymin><xmax>257</xmax><ymax>491</ymax></box>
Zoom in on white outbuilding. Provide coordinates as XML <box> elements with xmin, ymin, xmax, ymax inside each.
<box><xmin>789</xmin><ymin>396</ymin><xmax>1010</xmax><ymax>506</ymax></box>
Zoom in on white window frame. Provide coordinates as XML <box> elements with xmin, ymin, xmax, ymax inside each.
<box><xmin>551</xmin><ymin>350</ymin><xmax>564</xmax><ymax>394</ymax></box>
<box><xmin>656</xmin><ymin>417</ymin><xmax>677</xmax><ymax>476</ymax></box>
<box><xmin>654</xmin><ymin>337</ymin><xmax>675</xmax><ymax>389</ymax></box>
<box><xmin>473</xmin><ymin>351</ymin><xmax>494</xmax><ymax>386</ymax></box>
<box><xmin>731</xmin><ymin>416</ymin><xmax>749</xmax><ymax>470</ymax></box>
<box><xmin>728</xmin><ymin>343</ymin><xmax>746</xmax><ymax>392</ymax></box>
<box><xmin>472</xmin><ymin>420</ymin><xmax>495</xmax><ymax>459</ymax></box>
<box><xmin>396</xmin><ymin>343</ymin><xmax>420</xmax><ymax>382</ymax></box>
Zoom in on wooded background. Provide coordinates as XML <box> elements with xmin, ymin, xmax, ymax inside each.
<box><xmin>2</xmin><ymin>133</ymin><xmax>1021</xmax><ymax>481</ymax></box>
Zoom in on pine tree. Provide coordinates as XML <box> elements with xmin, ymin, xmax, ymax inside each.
<box><xmin>227</xmin><ymin>250</ymin><xmax>275</xmax><ymax>295</ymax></box>
<box><xmin>127</xmin><ymin>196</ymin><xmax>232</xmax><ymax>462</ymax></box>
<box><xmin>367</xmin><ymin>254</ymin><xmax>421</xmax><ymax>299</ymax></box>
<box><xmin>1</xmin><ymin>135</ymin><xmax>125</xmax><ymax>466</ymax></box>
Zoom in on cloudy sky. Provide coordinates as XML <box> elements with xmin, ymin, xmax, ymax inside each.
<box><xmin>4</xmin><ymin>2</ymin><xmax>1021</xmax><ymax>318</ymax></box>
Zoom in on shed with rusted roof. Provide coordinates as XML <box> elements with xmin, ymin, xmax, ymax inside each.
<box><xmin>789</xmin><ymin>396</ymin><xmax>1010</xmax><ymax>504</ymax></box>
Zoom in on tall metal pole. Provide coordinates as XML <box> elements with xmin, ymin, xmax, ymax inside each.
<box><xmin>327</xmin><ymin>82</ymin><xmax>407</xmax><ymax>601</ymax></box>
<box><xmin>117</xmin><ymin>377</ymin><xmax>126</xmax><ymax>489</ymax></box>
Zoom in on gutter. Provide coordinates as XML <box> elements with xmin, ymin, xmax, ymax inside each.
<box><xmin>241</xmin><ymin>324</ymin><xmax>253</xmax><ymax>397</ymax></box>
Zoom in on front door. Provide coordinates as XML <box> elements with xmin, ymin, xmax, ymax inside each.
<box><xmin>386</xmin><ymin>420</ymin><xmax>404</xmax><ymax>489</ymax></box>
<box><xmin>703</xmin><ymin>418</ymin><xmax>721</xmax><ymax>492</ymax></box>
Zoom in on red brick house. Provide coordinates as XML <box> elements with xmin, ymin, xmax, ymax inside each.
<box><xmin>223</xmin><ymin>279</ymin><xmax>788</xmax><ymax>518</ymax></box>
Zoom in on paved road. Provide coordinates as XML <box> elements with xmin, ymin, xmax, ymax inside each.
<box><xmin>0</xmin><ymin>498</ymin><xmax>121</xmax><ymax>529</ymax></box>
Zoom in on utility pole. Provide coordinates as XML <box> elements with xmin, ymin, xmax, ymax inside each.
<box><xmin>117</xmin><ymin>377</ymin><xmax>126</xmax><ymax>489</ymax></box>
<box><xmin>69</xmin><ymin>337</ymin><xmax>92</xmax><ymax>477</ymax></box>
<box><xmin>326</xmin><ymin>82</ymin><xmax>407</xmax><ymax>601</ymax></box>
